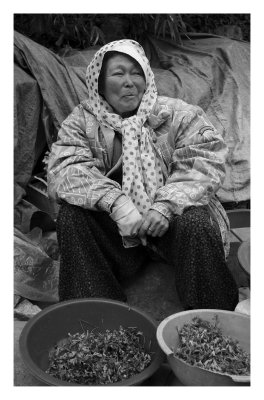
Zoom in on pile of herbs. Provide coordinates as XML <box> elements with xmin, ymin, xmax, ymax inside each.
<box><xmin>174</xmin><ymin>316</ymin><xmax>250</xmax><ymax>376</ymax></box>
<box><xmin>46</xmin><ymin>325</ymin><xmax>152</xmax><ymax>385</ymax></box>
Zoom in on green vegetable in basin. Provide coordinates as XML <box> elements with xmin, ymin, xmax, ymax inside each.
<box><xmin>46</xmin><ymin>325</ymin><xmax>152</xmax><ymax>385</ymax></box>
<box><xmin>174</xmin><ymin>316</ymin><xmax>250</xmax><ymax>376</ymax></box>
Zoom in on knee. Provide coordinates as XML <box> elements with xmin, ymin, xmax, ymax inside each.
<box><xmin>171</xmin><ymin>206</ymin><xmax>214</xmax><ymax>237</ymax></box>
<box><xmin>56</xmin><ymin>202</ymin><xmax>88</xmax><ymax>233</ymax></box>
<box><xmin>57</xmin><ymin>201</ymin><xmax>75</xmax><ymax>221</ymax></box>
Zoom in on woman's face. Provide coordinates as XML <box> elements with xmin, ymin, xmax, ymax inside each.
<box><xmin>101</xmin><ymin>53</ymin><xmax>146</xmax><ymax>117</ymax></box>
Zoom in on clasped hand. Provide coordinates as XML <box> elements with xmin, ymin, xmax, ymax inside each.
<box><xmin>110</xmin><ymin>195</ymin><xmax>169</xmax><ymax>245</ymax></box>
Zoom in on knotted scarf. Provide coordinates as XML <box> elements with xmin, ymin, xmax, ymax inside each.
<box><xmin>85</xmin><ymin>39</ymin><xmax>164</xmax><ymax>215</ymax></box>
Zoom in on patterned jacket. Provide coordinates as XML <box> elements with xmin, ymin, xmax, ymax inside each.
<box><xmin>47</xmin><ymin>96</ymin><xmax>230</xmax><ymax>257</ymax></box>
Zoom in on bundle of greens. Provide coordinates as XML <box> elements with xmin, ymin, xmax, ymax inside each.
<box><xmin>174</xmin><ymin>316</ymin><xmax>250</xmax><ymax>376</ymax></box>
<box><xmin>46</xmin><ymin>326</ymin><xmax>152</xmax><ymax>385</ymax></box>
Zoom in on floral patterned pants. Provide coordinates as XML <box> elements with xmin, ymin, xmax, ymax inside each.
<box><xmin>56</xmin><ymin>202</ymin><xmax>238</xmax><ymax>311</ymax></box>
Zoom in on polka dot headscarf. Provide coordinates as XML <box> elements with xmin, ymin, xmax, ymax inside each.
<box><xmin>85</xmin><ymin>39</ymin><xmax>164</xmax><ymax>215</ymax></box>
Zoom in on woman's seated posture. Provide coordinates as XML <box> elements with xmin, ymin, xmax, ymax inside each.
<box><xmin>47</xmin><ymin>39</ymin><xmax>238</xmax><ymax>311</ymax></box>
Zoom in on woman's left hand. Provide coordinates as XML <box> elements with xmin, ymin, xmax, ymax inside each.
<box><xmin>138</xmin><ymin>210</ymin><xmax>169</xmax><ymax>245</ymax></box>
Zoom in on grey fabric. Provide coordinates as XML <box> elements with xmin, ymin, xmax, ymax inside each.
<box><xmin>14</xmin><ymin>65</ymin><xmax>41</xmax><ymax>194</ymax></box>
<box><xmin>14</xmin><ymin>31</ymin><xmax>250</xmax><ymax>204</ymax></box>
<box><xmin>145</xmin><ymin>35</ymin><xmax>250</xmax><ymax>203</ymax></box>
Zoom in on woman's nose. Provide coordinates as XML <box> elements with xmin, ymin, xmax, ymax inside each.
<box><xmin>124</xmin><ymin>74</ymin><xmax>134</xmax><ymax>86</ymax></box>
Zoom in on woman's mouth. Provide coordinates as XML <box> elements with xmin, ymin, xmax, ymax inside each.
<box><xmin>123</xmin><ymin>93</ymin><xmax>136</xmax><ymax>98</ymax></box>
<box><xmin>123</xmin><ymin>95</ymin><xmax>136</xmax><ymax>101</ymax></box>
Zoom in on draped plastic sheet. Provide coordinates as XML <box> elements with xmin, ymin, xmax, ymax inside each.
<box><xmin>144</xmin><ymin>35</ymin><xmax>250</xmax><ymax>203</ymax></box>
<box><xmin>14</xmin><ymin>65</ymin><xmax>40</xmax><ymax>202</ymax></box>
<box><xmin>14</xmin><ymin>31</ymin><xmax>250</xmax><ymax>204</ymax></box>
<box><xmin>14</xmin><ymin>227</ymin><xmax>59</xmax><ymax>302</ymax></box>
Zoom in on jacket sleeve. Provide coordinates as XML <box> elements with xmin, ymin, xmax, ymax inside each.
<box><xmin>150</xmin><ymin>99</ymin><xmax>228</xmax><ymax>220</ymax></box>
<box><xmin>47</xmin><ymin>105</ymin><xmax>123</xmax><ymax>212</ymax></box>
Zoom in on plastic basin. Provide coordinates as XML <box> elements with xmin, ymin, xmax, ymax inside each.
<box><xmin>19</xmin><ymin>298</ymin><xmax>164</xmax><ymax>386</ymax></box>
<box><xmin>156</xmin><ymin>309</ymin><xmax>250</xmax><ymax>386</ymax></box>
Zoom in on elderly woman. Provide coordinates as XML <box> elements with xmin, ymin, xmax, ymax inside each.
<box><xmin>47</xmin><ymin>39</ymin><xmax>238</xmax><ymax>311</ymax></box>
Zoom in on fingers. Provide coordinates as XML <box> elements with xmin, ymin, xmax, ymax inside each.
<box><xmin>146</xmin><ymin>224</ymin><xmax>159</xmax><ymax>237</ymax></box>
<box><xmin>139</xmin><ymin>223</ymin><xmax>168</xmax><ymax>238</ymax></box>
<box><xmin>140</xmin><ymin>236</ymin><xmax>147</xmax><ymax>246</ymax></box>
<box><xmin>155</xmin><ymin>225</ymin><xmax>169</xmax><ymax>237</ymax></box>
<box><xmin>148</xmin><ymin>223</ymin><xmax>169</xmax><ymax>237</ymax></box>
<box><xmin>138</xmin><ymin>210</ymin><xmax>169</xmax><ymax>238</ymax></box>
<box><xmin>118</xmin><ymin>209</ymin><xmax>169</xmax><ymax>244</ymax></box>
<box><xmin>138</xmin><ymin>219</ymin><xmax>150</xmax><ymax>238</ymax></box>
<box><xmin>130</xmin><ymin>220</ymin><xmax>143</xmax><ymax>237</ymax></box>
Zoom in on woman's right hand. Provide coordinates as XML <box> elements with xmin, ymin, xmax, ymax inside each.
<box><xmin>110</xmin><ymin>196</ymin><xmax>142</xmax><ymax>237</ymax></box>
